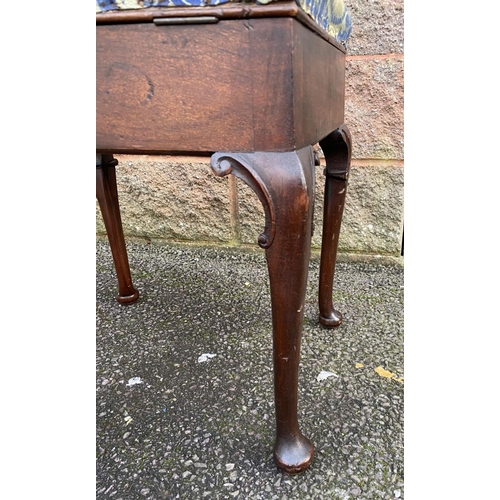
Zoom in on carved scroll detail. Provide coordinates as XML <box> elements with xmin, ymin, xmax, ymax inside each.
<box><xmin>211</xmin><ymin>152</ymin><xmax>276</xmax><ymax>249</ymax></box>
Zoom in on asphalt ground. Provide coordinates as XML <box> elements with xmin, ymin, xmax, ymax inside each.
<box><xmin>96</xmin><ymin>240</ymin><xmax>404</xmax><ymax>500</ymax></box>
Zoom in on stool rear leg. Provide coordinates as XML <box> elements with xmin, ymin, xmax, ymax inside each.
<box><xmin>96</xmin><ymin>154</ymin><xmax>139</xmax><ymax>305</ymax></box>
<box><xmin>318</xmin><ymin>125</ymin><xmax>351</xmax><ymax>328</ymax></box>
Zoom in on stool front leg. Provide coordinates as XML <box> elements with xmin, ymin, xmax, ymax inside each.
<box><xmin>318</xmin><ymin>125</ymin><xmax>352</xmax><ymax>327</ymax></box>
<box><xmin>96</xmin><ymin>154</ymin><xmax>139</xmax><ymax>305</ymax></box>
<box><xmin>211</xmin><ymin>147</ymin><xmax>315</xmax><ymax>473</ymax></box>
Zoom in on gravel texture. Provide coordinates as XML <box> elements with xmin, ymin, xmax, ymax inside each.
<box><xmin>96</xmin><ymin>241</ymin><xmax>404</xmax><ymax>499</ymax></box>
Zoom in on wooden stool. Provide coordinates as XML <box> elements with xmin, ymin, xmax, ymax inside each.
<box><xmin>96</xmin><ymin>2</ymin><xmax>351</xmax><ymax>473</ymax></box>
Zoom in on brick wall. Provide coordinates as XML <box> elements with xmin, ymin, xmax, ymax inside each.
<box><xmin>342</xmin><ymin>0</ymin><xmax>404</xmax><ymax>256</ymax></box>
<box><xmin>96</xmin><ymin>0</ymin><xmax>404</xmax><ymax>257</ymax></box>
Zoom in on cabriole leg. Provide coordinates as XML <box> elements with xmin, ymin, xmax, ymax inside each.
<box><xmin>96</xmin><ymin>154</ymin><xmax>139</xmax><ymax>305</ymax></box>
<box><xmin>211</xmin><ymin>146</ymin><xmax>315</xmax><ymax>473</ymax></box>
<box><xmin>318</xmin><ymin>125</ymin><xmax>352</xmax><ymax>327</ymax></box>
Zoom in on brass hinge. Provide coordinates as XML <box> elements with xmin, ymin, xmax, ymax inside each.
<box><xmin>153</xmin><ymin>16</ymin><xmax>219</xmax><ymax>26</ymax></box>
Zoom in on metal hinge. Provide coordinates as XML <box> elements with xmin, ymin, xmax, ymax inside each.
<box><xmin>153</xmin><ymin>16</ymin><xmax>219</xmax><ymax>26</ymax></box>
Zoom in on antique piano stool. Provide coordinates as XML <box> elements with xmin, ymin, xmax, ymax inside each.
<box><xmin>96</xmin><ymin>0</ymin><xmax>352</xmax><ymax>473</ymax></box>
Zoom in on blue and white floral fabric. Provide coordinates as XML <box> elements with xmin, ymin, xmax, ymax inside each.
<box><xmin>96</xmin><ymin>0</ymin><xmax>352</xmax><ymax>48</ymax></box>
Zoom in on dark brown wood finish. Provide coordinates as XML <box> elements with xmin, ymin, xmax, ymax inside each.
<box><xmin>95</xmin><ymin>2</ymin><xmax>346</xmax><ymax>52</ymax></box>
<box><xmin>211</xmin><ymin>146</ymin><xmax>315</xmax><ymax>472</ymax></box>
<box><xmin>97</xmin><ymin>21</ymin><xmax>256</xmax><ymax>153</ymax></box>
<box><xmin>96</xmin><ymin>17</ymin><xmax>344</xmax><ymax>155</ymax></box>
<box><xmin>97</xmin><ymin>7</ymin><xmax>350</xmax><ymax>473</ymax></box>
<box><xmin>96</xmin><ymin>154</ymin><xmax>139</xmax><ymax>305</ymax></box>
<box><xmin>292</xmin><ymin>22</ymin><xmax>345</xmax><ymax>150</ymax></box>
<box><xmin>318</xmin><ymin>125</ymin><xmax>352</xmax><ymax>327</ymax></box>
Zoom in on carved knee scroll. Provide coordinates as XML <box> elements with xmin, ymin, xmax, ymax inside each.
<box><xmin>211</xmin><ymin>152</ymin><xmax>276</xmax><ymax>249</ymax></box>
<box><xmin>318</xmin><ymin>125</ymin><xmax>352</xmax><ymax>327</ymax></box>
<box><xmin>211</xmin><ymin>147</ymin><xmax>316</xmax><ymax>473</ymax></box>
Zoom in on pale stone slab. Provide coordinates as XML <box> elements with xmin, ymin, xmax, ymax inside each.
<box><xmin>96</xmin><ymin>159</ymin><xmax>403</xmax><ymax>256</ymax></box>
<box><xmin>238</xmin><ymin>164</ymin><xmax>403</xmax><ymax>256</ymax></box>
<box><xmin>96</xmin><ymin>156</ymin><xmax>232</xmax><ymax>243</ymax></box>
<box><xmin>313</xmin><ymin>164</ymin><xmax>404</xmax><ymax>255</ymax></box>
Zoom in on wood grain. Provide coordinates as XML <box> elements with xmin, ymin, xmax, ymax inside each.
<box><xmin>96</xmin><ymin>18</ymin><xmax>345</xmax><ymax>154</ymax></box>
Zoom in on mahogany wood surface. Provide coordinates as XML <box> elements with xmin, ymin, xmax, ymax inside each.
<box><xmin>95</xmin><ymin>2</ymin><xmax>346</xmax><ymax>53</ymax></box>
<box><xmin>96</xmin><ymin>17</ymin><xmax>344</xmax><ymax>154</ymax></box>
<box><xmin>292</xmin><ymin>22</ymin><xmax>345</xmax><ymax>150</ymax></box>
<box><xmin>211</xmin><ymin>147</ymin><xmax>316</xmax><ymax>472</ymax></box>
<box><xmin>96</xmin><ymin>155</ymin><xmax>139</xmax><ymax>305</ymax></box>
<box><xmin>96</xmin><ymin>9</ymin><xmax>350</xmax><ymax>473</ymax></box>
<box><xmin>318</xmin><ymin>125</ymin><xmax>352</xmax><ymax>327</ymax></box>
